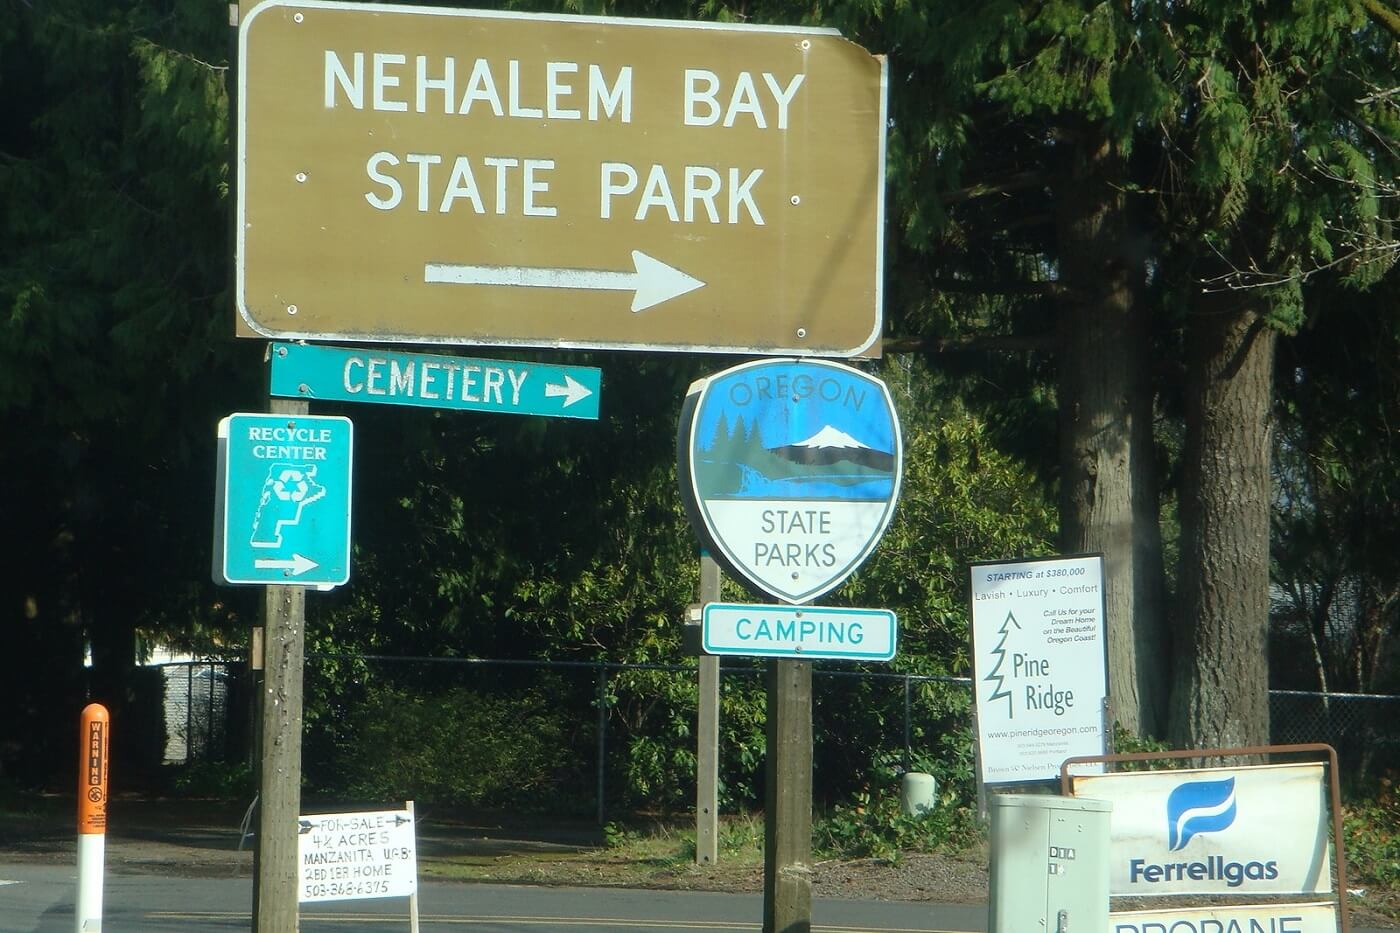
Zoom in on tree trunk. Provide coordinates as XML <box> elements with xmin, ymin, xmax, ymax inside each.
<box><xmin>1169</xmin><ymin>297</ymin><xmax>1276</xmax><ymax>749</ymax></box>
<box><xmin>1054</xmin><ymin>127</ymin><xmax>1170</xmax><ymax>738</ymax></box>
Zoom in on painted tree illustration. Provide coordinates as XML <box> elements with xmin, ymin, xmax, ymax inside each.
<box><xmin>706</xmin><ymin>411</ymin><xmax>731</xmax><ymax>452</ymax></box>
<box><xmin>983</xmin><ymin>611</ymin><xmax>1022</xmax><ymax>718</ymax></box>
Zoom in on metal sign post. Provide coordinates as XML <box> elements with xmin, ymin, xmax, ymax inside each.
<box><xmin>695</xmin><ymin>553</ymin><xmax>721</xmax><ymax>867</ymax></box>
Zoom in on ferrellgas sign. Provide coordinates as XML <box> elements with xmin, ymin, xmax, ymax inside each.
<box><xmin>1071</xmin><ymin>763</ymin><xmax>1332</xmax><ymax>897</ymax></box>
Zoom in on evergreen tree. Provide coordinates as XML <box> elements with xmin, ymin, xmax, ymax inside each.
<box><xmin>838</xmin><ymin>0</ymin><xmax>1400</xmax><ymax>746</ymax></box>
<box><xmin>1155</xmin><ymin>0</ymin><xmax>1400</xmax><ymax>748</ymax></box>
<box><xmin>0</xmin><ymin>0</ymin><xmax>257</xmax><ymax>780</ymax></box>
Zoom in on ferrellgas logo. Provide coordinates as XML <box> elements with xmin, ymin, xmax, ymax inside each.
<box><xmin>1127</xmin><ymin>776</ymin><xmax>1280</xmax><ymax>888</ymax></box>
<box><xmin>1167</xmin><ymin>776</ymin><xmax>1237</xmax><ymax>850</ymax></box>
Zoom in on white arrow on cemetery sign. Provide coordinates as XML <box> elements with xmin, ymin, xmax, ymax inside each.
<box><xmin>544</xmin><ymin>374</ymin><xmax>594</xmax><ymax>408</ymax></box>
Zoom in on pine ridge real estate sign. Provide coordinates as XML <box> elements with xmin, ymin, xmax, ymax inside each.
<box><xmin>970</xmin><ymin>554</ymin><xmax>1108</xmax><ymax>784</ymax></box>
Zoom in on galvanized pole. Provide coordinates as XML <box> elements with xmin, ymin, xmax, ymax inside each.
<box><xmin>248</xmin><ymin>625</ymin><xmax>264</xmax><ymax>918</ymax></box>
<box><xmin>208</xmin><ymin>661</ymin><xmax>217</xmax><ymax>757</ymax></box>
<box><xmin>763</xmin><ymin>658</ymin><xmax>812</xmax><ymax>933</ymax></box>
<box><xmin>695</xmin><ymin>553</ymin><xmax>721</xmax><ymax>865</ymax></box>
<box><xmin>185</xmin><ymin>665</ymin><xmax>193</xmax><ymax>762</ymax></box>
<box><xmin>903</xmin><ymin>675</ymin><xmax>912</xmax><ymax>774</ymax></box>
<box><xmin>596</xmin><ymin>664</ymin><xmax>608</xmax><ymax>825</ymax></box>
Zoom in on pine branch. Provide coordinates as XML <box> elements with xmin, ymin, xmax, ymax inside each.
<box><xmin>1356</xmin><ymin>86</ymin><xmax>1400</xmax><ymax>105</ymax></box>
<box><xmin>881</xmin><ymin>334</ymin><xmax>1055</xmax><ymax>355</ymax></box>
<box><xmin>927</xmin><ymin>277</ymin><xmax>1083</xmax><ymax>302</ymax></box>
<box><xmin>1196</xmin><ymin>231</ymin><xmax>1400</xmax><ymax>294</ymax></box>
<box><xmin>1360</xmin><ymin>0</ymin><xmax>1400</xmax><ymax>41</ymax></box>
<box><xmin>940</xmin><ymin>170</ymin><xmax>1049</xmax><ymax>206</ymax></box>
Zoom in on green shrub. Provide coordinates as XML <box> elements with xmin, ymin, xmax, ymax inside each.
<box><xmin>814</xmin><ymin>750</ymin><xmax>981</xmax><ymax>861</ymax></box>
<box><xmin>719</xmin><ymin>813</ymin><xmax>764</xmax><ymax>855</ymax></box>
<box><xmin>815</xmin><ymin>791</ymin><xmax>981</xmax><ymax>862</ymax></box>
<box><xmin>171</xmin><ymin>761</ymin><xmax>254</xmax><ymax>798</ymax></box>
<box><xmin>1344</xmin><ymin>785</ymin><xmax>1400</xmax><ymax>888</ymax></box>
<box><xmin>602</xmin><ymin>820</ymin><xmax>639</xmax><ymax>849</ymax></box>
<box><xmin>0</xmin><ymin>775</ymin><xmax>34</xmax><ymax>813</ymax></box>
<box><xmin>330</xmin><ymin>683</ymin><xmax>579</xmax><ymax>810</ymax></box>
<box><xmin>1105</xmin><ymin>725</ymin><xmax>1189</xmax><ymax>772</ymax></box>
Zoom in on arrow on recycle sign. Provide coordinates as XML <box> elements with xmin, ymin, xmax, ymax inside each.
<box><xmin>255</xmin><ymin>554</ymin><xmax>319</xmax><ymax>577</ymax></box>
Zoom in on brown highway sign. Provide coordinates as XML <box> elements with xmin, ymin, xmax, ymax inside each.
<box><xmin>236</xmin><ymin>1</ymin><xmax>888</xmax><ymax>356</ymax></box>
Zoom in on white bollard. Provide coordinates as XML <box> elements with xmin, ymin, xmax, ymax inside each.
<box><xmin>76</xmin><ymin>834</ymin><xmax>105</xmax><ymax>931</ymax></box>
<box><xmin>899</xmin><ymin>771</ymin><xmax>937</xmax><ymax>817</ymax></box>
<box><xmin>76</xmin><ymin>703</ymin><xmax>109</xmax><ymax>933</ymax></box>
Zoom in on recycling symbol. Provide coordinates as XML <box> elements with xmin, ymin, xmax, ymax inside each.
<box><xmin>271</xmin><ymin>468</ymin><xmax>311</xmax><ymax>502</ymax></box>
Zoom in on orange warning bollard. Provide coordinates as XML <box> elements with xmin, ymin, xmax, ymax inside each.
<box><xmin>76</xmin><ymin>702</ymin><xmax>109</xmax><ymax>933</ymax></box>
<box><xmin>78</xmin><ymin>703</ymin><xmax>109</xmax><ymax>834</ymax></box>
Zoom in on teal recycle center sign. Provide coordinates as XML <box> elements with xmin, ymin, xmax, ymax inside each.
<box><xmin>215</xmin><ymin>412</ymin><xmax>353</xmax><ymax>587</ymax></box>
<box><xmin>678</xmin><ymin>359</ymin><xmax>903</xmax><ymax>604</ymax></box>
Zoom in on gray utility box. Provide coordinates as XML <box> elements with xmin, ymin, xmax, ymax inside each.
<box><xmin>988</xmin><ymin>793</ymin><xmax>1111</xmax><ymax>933</ymax></box>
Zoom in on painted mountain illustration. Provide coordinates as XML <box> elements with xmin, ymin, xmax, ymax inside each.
<box><xmin>694</xmin><ymin>417</ymin><xmax>896</xmax><ymax>500</ymax></box>
<box><xmin>769</xmin><ymin>426</ymin><xmax>897</xmax><ymax>472</ymax></box>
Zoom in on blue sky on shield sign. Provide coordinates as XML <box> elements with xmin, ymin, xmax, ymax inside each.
<box><xmin>691</xmin><ymin>360</ymin><xmax>899</xmax><ymax>503</ymax></box>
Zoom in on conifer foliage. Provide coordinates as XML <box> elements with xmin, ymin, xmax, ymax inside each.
<box><xmin>0</xmin><ymin>0</ymin><xmax>1396</xmax><ymax>790</ymax></box>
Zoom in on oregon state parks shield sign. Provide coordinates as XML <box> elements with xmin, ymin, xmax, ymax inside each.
<box><xmin>678</xmin><ymin>359</ymin><xmax>903</xmax><ymax>604</ymax></box>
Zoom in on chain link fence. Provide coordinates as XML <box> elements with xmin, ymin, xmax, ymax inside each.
<box><xmin>293</xmin><ymin>654</ymin><xmax>974</xmax><ymax>823</ymax></box>
<box><xmin>1270</xmin><ymin>689</ymin><xmax>1400</xmax><ymax>786</ymax></box>
<box><xmin>153</xmin><ymin>656</ymin><xmax>1400</xmax><ymax>810</ymax></box>
<box><xmin>150</xmin><ymin>661</ymin><xmax>242</xmax><ymax>766</ymax></box>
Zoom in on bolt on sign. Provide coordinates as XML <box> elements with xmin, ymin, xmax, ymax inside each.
<box><xmin>678</xmin><ymin>359</ymin><xmax>903</xmax><ymax>604</ymax></box>
<box><xmin>236</xmin><ymin>1</ymin><xmax>888</xmax><ymax>357</ymax></box>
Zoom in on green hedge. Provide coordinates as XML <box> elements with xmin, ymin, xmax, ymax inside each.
<box><xmin>330</xmin><ymin>683</ymin><xmax>582</xmax><ymax>810</ymax></box>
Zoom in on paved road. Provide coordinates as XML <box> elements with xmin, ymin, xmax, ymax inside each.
<box><xmin>6</xmin><ymin>863</ymin><xmax>1394</xmax><ymax>933</ymax></box>
<box><xmin>0</xmin><ymin>863</ymin><xmax>985</xmax><ymax>932</ymax></box>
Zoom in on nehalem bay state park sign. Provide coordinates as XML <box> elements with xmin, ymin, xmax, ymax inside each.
<box><xmin>236</xmin><ymin>1</ymin><xmax>888</xmax><ymax>356</ymax></box>
<box><xmin>679</xmin><ymin>359</ymin><xmax>903</xmax><ymax>604</ymax></box>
